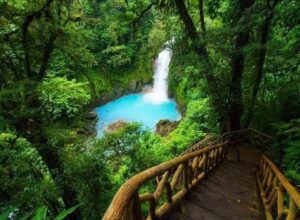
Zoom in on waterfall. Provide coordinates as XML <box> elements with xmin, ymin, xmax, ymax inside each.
<box><xmin>95</xmin><ymin>40</ymin><xmax>180</xmax><ymax>136</ymax></box>
<box><xmin>144</xmin><ymin>43</ymin><xmax>173</xmax><ymax>104</ymax></box>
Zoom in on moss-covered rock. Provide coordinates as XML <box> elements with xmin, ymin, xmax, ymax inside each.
<box><xmin>155</xmin><ymin>119</ymin><xmax>179</xmax><ymax>136</ymax></box>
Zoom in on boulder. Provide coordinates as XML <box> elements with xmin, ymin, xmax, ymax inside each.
<box><xmin>155</xmin><ymin>119</ymin><xmax>179</xmax><ymax>136</ymax></box>
<box><xmin>106</xmin><ymin>120</ymin><xmax>128</xmax><ymax>133</ymax></box>
<box><xmin>86</xmin><ymin>111</ymin><xmax>98</xmax><ymax>120</ymax></box>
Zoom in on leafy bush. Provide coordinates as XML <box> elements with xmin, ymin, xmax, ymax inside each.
<box><xmin>101</xmin><ymin>45</ymin><xmax>133</xmax><ymax>69</ymax></box>
<box><xmin>167</xmin><ymin>98</ymin><xmax>219</xmax><ymax>153</ymax></box>
<box><xmin>270</xmin><ymin>119</ymin><xmax>300</xmax><ymax>185</ymax></box>
<box><xmin>0</xmin><ymin>205</ymin><xmax>79</xmax><ymax>220</ymax></box>
<box><xmin>0</xmin><ymin>132</ymin><xmax>59</xmax><ymax>216</ymax></box>
<box><xmin>38</xmin><ymin>77</ymin><xmax>90</xmax><ymax>119</ymax></box>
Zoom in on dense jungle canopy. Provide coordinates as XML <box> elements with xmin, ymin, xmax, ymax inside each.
<box><xmin>0</xmin><ymin>0</ymin><xmax>299</xmax><ymax>219</ymax></box>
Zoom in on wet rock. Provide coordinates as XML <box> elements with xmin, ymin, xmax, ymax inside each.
<box><xmin>78</xmin><ymin>111</ymin><xmax>98</xmax><ymax>136</ymax></box>
<box><xmin>155</xmin><ymin>119</ymin><xmax>179</xmax><ymax>136</ymax></box>
<box><xmin>77</xmin><ymin>125</ymin><xmax>96</xmax><ymax>136</ymax></box>
<box><xmin>142</xmin><ymin>85</ymin><xmax>152</xmax><ymax>93</ymax></box>
<box><xmin>86</xmin><ymin>111</ymin><xmax>98</xmax><ymax>120</ymax></box>
<box><xmin>106</xmin><ymin>120</ymin><xmax>128</xmax><ymax>133</ymax></box>
<box><xmin>86</xmin><ymin>124</ymin><xmax>97</xmax><ymax>136</ymax></box>
<box><xmin>129</xmin><ymin>80</ymin><xmax>137</xmax><ymax>90</ymax></box>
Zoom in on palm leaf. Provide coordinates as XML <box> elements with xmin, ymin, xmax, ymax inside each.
<box><xmin>54</xmin><ymin>204</ymin><xmax>80</xmax><ymax>220</ymax></box>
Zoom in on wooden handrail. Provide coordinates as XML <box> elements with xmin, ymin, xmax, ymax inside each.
<box><xmin>257</xmin><ymin>155</ymin><xmax>300</xmax><ymax>220</ymax></box>
<box><xmin>180</xmin><ymin>134</ymin><xmax>218</xmax><ymax>155</ymax></box>
<box><xmin>102</xmin><ymin>142</ymin><xmax>228</xmax><ymax>220</ymax></box>
<box><xmin>251</xmin><ymin>128</ymin><xmax>274</xmax><ymax>140</ymax></box>
<box><xmin>181</xmin><ymin>128</ymin><xmax>273</xmax><ymax>155</ymax></box>
<box><xmin>103</xmin><ymin>128</ymin><xmax>280</xmax><ymax>220</ymax></box>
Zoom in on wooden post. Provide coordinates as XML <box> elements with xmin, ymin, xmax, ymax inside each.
<box><xmin>125</xmin><ymin>191</ymin><xmax>143</xmax><ymax>220</ymax></box>
<box><xmin>183</xmin><ymin>162</ymin><xmax>189</xmax><ymax>190</ymax></box>
<box><xmin>203</xmin><ymin>152</ymin><xmax>207</xmax><ymax>172</ymax></box>
<box><xmin>286</xmin><ymin>197</ymin><xmax>296</xmax><ymax>220</ymax></box>
<box><xmin>149</xmin><ymin>197</ymin><xmax>156</xmax><ymax>220</ymax></box>
<box><xmin>276</xmin><ymin>185</ymin><xmax>284</xmax><ymax>220</ymax></box>
<box><xmin>165</xmin><ymin>182</ymin><xmax>173</xmax><ymax>203</ymax></box>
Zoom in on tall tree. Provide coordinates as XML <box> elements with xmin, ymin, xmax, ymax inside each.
<box><xmin>1</xmin><ymin>1</ymin><xmax>83</xmax><ymax>218</ymax></box>
<box><xmin>174</xmin><ymin>0</ymin><xmax>207</xmax><ymax>56</ymax></box>
<box><xmin>244</xmin><ymin>0</ymin><xmax>280</xmax><ymax>127</ymax></box>
<box><xmin>171</xmin><ymin>0</ymin><xmax>256</xmax><ymax>131</ymax></box>
<box><xmin>227</xmin><ymin>0</ymin><xmax>255</xmax><ymax>130</ymax></box>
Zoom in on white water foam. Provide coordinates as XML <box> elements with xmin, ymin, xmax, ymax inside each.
<box><xmin>144</xmin><ymin>43</ymin><xmax>173</xmax><ymax>104</ymax></box>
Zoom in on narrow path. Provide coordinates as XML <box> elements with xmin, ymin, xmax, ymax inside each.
<box><xmin>167</xmin><ymin>145</ymin><xmax>264</xmax><ymax>220</ymax></box>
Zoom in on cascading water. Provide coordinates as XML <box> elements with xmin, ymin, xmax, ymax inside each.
<box><xmin>144</xmin><ymin>46</ymin><xmax>172</xmax><ymax>104</ymax></box>
<box><xmin>94</xmin><ymin>41</ymin><xmax>180</xmax><ymax>137</ymax></box>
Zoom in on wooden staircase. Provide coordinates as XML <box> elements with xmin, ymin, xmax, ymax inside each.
<box><xmin>167</xmin><ymin>145</ymin><xmax>264</xmax><ymax>220</ymax></box>
<box><xmin>102</xmin><ymin>129</ymin><xmax>300</xmax><ymax>220</ymax></box>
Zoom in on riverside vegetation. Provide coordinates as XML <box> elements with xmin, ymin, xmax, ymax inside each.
<box><xmin>0</xmin><ymin>0</ymin><xmax>299</xmax><ymax>219</ymax></box>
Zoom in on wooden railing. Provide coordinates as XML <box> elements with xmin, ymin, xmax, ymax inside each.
<box><xmin>181</xmin><ymin>128</ymin><xmax>273</xmax><ymax>159</ymax></box>
<box><xmin>180</xmin><ymin>133</ymin><xmax>218</xmax><ymax>155</ymax></box>
<box><xmin>257</xmin><ymin>155</ymin><xmax>300</xmax><ymax>220</ymax></box>
<box><xmin>103</xmin><ymin>129</ymin><xmax>297</xmax><ymax>220</ymax></box>
<box><xmin>102</xmin><ymin>142</ymin><xmax>228</xmax><ymax>220</ymax></box>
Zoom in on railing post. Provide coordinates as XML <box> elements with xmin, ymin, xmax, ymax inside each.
<box><xmin>165</xmin><ymin>182</ymin><xmax>173</xmax><ymax>204</ymax></box>
<box><xmin>149</xmin><ymin>197</ymin><xmax>156</xmax><ymax>220</ymax></box>
<box><xmin>124</xmin><ymin>191</ymin><xmax>144</xmax><ymax>220</ymax></box>
<box><xmin>286</xmin><ymin>197</ymin><xmax>297</xmax><ymax>220</ymax></box>
<box><xmin>276</xmin><ymin>184</ymin><xmax>284</xmax><ymax>220</ymax></box>
<box><xmin>183</xmin><ymin>162</ymin><xmax>189</xmax><ymax>190</ymax></box>
<box><xmin>203</xmin><ymin>152</ymin><xmax>207</xmax><ymax>173</ymax></box>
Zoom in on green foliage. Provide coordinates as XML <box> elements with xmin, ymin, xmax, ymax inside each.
<box><xmin>59</xmin><ymin>136</ymin><xmax>112</xmax><ymax>218</ymax></box>
<box><xmin>101</xmin><ymin>45</ymin><xmax>133</xmax><ymax>68</ymax></box>
<box><xmin>32</xmin><ymin>207</ymin><xmax>47</xmax><ymax>220</ymax></box>
<box><xmin>146</xmin><ymin>18</ymin><xmax>168</xmax><ymax>58</ymax></box>
<box><xmin>1</xmin><ymin>0</ymin><xmax>300</xmax><ymax>219</ymax></box>
<box><xmin>96</xmin><ymin>123</ymin><xmax>164</xmax><ymax>182</ymax></box>
<box><xmin>0</xmin><ymin>205</ymin><xmax>80</xmax><ymax>220</ymax></box>
<box><xmin>54</xmin><ymin>205</ymin><xmax>80</xmax><ymax>220</ymax></box>
<box><xmin>0</xmin><ymin>207</ymin><xmax>15</xmax><ymax>220</ymax></box>
<box><xmin>38</xmin><ymin>77</ymin><xmax>91</xmax><ymax>119</ymax></box>
<box><xmin>270</xmin><ymin>119</ymin><xmax>300</xmax><ymax>185</ymax></box>
<box><xmin>167</xmin><ymin>98</ymin><xmax>219</xmax><ymax>153</ymax></box>
<box><xmin>0</xmin><ymin>132</ymin><xmax>59</xmax><ymax>216</ymax></box>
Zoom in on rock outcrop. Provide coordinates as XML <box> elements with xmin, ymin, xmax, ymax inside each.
<box><xmin>155</xmin><ymin>119</ymin><xmax>179</xmax><ymax>136</ymax></box>
<box><xmin>105</xmin><ymin>120</ymin><xmax>128</xmax><ymax>133</ymax></box>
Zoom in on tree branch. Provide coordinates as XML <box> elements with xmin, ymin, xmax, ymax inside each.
<box><xmin>133</xmin><ymin>1</ymin><xmax>158</xmax><ymax>25</ymax></box>
<box><xmin>38</xmin><ymin>32</ymin><xmax>57</xmax><ymax>80</ymax></box>
<box><xmin>198</xmin><ymin>0</ymin><xmax>206</xmax><ymax>33</ymax></box>
<box><xmin>22</xmin><ymin>0</ymin><xmax>54</xmax><ymax>77</ymax></box>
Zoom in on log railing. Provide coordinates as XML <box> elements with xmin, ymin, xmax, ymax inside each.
<box><xmin>181</xmin><ymin>128</ymin><xmax>273</xmax><ymax>156</ymax></box>
<box><xmin>102</xmin><ymin>142</ymin><xmax>228</xmax><ymax>220</ymax></box>
<box><xmin>103</xmin><ymin>129</ymin><xmax>297</xmax><ymax>220</ymax></box>
<box><xmin>180</xmin><ymin>133</ymin><xmax>218</xmax><ymax>155</ymax></box>
<box><xmin>257</xmin><ymin>155</ymin><xmax>300</xmax><ymax>220</ymax></box>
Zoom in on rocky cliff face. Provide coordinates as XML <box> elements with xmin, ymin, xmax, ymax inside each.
<box><xmin>92</xmin><ymin>78</ymin><xmax>151</xmax><ymax>106</ymax></box>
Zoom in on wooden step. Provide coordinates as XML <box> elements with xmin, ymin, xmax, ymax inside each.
<box><xmin>166</xmin><ymin>145</ymin><xmax>265</xmax><ymax>220</ymax></box>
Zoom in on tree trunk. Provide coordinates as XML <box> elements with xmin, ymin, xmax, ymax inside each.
<box><xmin>174</xmin><ymin>0</ymin><xmax>207</xmax><ymax>56</ymax></box>
<box><xmin>227</xmin><ymin>0</ymin><xmax>254</xmax><ymax>131</ymax></box>
<box><xmin>38</xmin><ymin>32</ymin><xmax>57</xmax><ymax>80</ymax></box>
<box><xmin>198</xmin><ymin>0</ymin><xmax>206</xmax><ymax>33</ymax></box>
<box><xmin>244</xmin><ymin>0</ymin><xmax>279</xmax><ymax>127</ymax></box>
<box><xmin>174</xmin><ymin>0</ymin><xmax>225</xmax><ymax>131</ymax></box>
<box><xmin>35</xmin><ymin>139</ymin><xmax>82</xmax><ymax>220</ymax></box>
<box><xmin>22</xmin><ymin>0</ymin><xmax>54</xmax><ymax>77</ymax></box>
